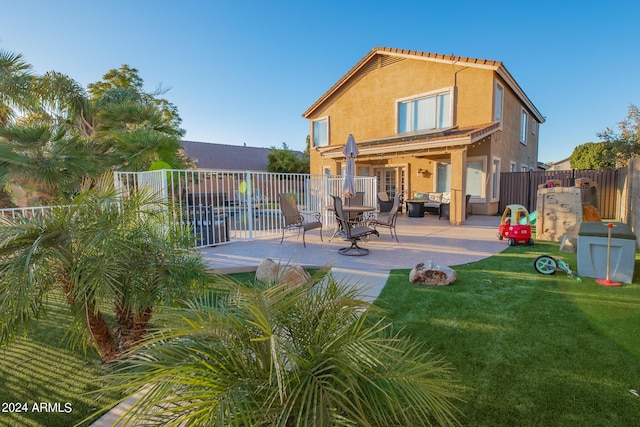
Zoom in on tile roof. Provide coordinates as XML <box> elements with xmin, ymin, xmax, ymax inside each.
<box><xmin>318</xmin><ymin>123</ymin><xmax>500</xmax><ymax>158</ymax></box>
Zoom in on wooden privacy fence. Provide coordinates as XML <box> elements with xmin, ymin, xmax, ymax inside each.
<box><xmin>499</xmin><ymin>169</ymin><xmax>619</xmax><ymax>219</ymax></box>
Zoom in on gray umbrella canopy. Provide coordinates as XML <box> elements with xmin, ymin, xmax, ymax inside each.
<box><xmin>342</xmin><ymin>134</ymin><xmax>360</xmax><ymax>198</ymax></box>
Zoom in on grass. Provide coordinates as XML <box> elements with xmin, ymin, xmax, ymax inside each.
<box><xmin>0</xmin><ymin>293</ymin><xmax>120</xmax><ymax>427</ymax></box>
<box><xmin>376</xmin><ymin>240</ymin><xmax>640</xmax><ymax>426</ymax></box>
<box><xmin>1</xmin><ymin>244</ymin><xmax>638</xmax><ymax>426</ymax></box>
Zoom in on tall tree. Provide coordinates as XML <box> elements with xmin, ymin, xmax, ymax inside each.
<box><xmin>86</xmin><ymin>65</ymin><xmax>188</xmax><ymax>171</ymax></box>
<box><xmin>569</xmin><ymin>141</ymin><xmax>616</xmax><ymax>170</ymax></box>
<box><xmin>0</xmin><ymin>177</ymin><xmax>209</xmax><ymax>362</ymax></box>
<box><xmin>88</xmin><ymin>64</ymin><xmax>184</xmax><ymax>134</ymax></box>
<box><xmin>268</xmin><ymin>142</ymin><xmax>309</xmax><ymax>173</ymax></box>
<box><xmin>597</xmin><ymin>104</ymin><xmax>640</xmax><ymax>167</ymax></box>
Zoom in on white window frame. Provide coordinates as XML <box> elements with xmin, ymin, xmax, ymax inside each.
<box><xmin>312</xmin><ymin>117</ymin><xmax>329</xmax><ymax>147</ymax></box>
<box><xmin>494</xmin><ymin>81</ymin><xmax>504</xmax><ymax>126</ymax></box>
<box><xmin>396</xmin><ymin>87</ymin><xmax>454</xmax><ymax>134</ymax></box>
<box><xmin>510</xmin><ymin>161</ymin><xmax>517</xmax><ymax>172</ymax></box>
<box><xmin>520</xmin><ymin>109</ymin><xmax>528</xmax><ymax>145</ymax></box>
<box><xmin>466</xmin><ymin>156</ymin><xmax>486</xmax><ymax>203</ymax></box>
<box><xmin>521</xmin><ymin>164</ymin><xmax>528</xmax><ymax>172</ymax></box>
<box><xmin>491</xmin><ymin>157</ymin><xmax>501</xmax><ymax>202</ymax></box>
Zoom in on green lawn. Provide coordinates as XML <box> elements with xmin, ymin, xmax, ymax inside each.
<box><xmin>376</xmin><ymin>240</ymin><xmax>640</xmax><ymax>426</ymax></box>
<box><xmin>1</xmin><ymin>243</ymin><xmax>639</xmax><ymax>426</ymax></box>
<box><xmin>0</xmin><ymin>293</ymin><xmax>119</xmax><ymax>427</ymax></box>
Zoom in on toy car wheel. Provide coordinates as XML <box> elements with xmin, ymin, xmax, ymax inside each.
<box><xmin>534</xmin><ymin>255</ymin><xmax>557</xmax><ymax>275</ymax></box>
<box><xmin>508</xmin><ymin>238</ymin><xmax>516</xmax><ymax>246</ymax></box>
<box><xmin>528</xmin><ymin>238</ymin><xmax>534</xmax><ymax>246</ymax></box>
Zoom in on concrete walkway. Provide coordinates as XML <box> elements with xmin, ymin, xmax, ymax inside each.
<box><xmin>91</xmin><ymin>214</ymin><xmax>504</xmax><ymax>426</ymax></box>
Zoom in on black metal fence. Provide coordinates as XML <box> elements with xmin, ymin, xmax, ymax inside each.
<box><xmin>499</xmin><ymin>169</ymin><xmax>620</xmax><ymax>219</ymax></box>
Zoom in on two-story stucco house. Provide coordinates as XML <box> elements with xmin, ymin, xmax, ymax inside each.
<box><xmin>303</xmin><ymin>47</ymin><xmax>544</xmax><ymax>224</ymax></box>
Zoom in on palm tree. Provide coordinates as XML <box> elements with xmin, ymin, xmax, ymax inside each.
<box><xmin>101</xmin><ymin>275</ymin><xmax>463</xmax><ymax>426</ymax></box>
<box><xmin>0</xmin><ymin>48</ymin><xmax>34</xmax><ymax>125</ymax></box>
<box><xmin>0</xmin><ymin>55</ymin><xmax>191</xmax><ymax>207</ymax></box>
<box><xmin>0</xmin><ymin>122</ymin><xmax>99</xmax><ymax>204</ymax></box>
<box><xmin>0</xmin><ymin>177</ymin><xmax>209</xmax><ymax>362</ymax></box>
<box><xmin>93</xmin><ymin>101</ymin><xmax>187</xmax><ymax>171</ymax></box>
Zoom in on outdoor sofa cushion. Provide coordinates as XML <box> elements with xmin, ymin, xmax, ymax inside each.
<box><xmin>413</xmin><ymin>192</ymin><xmax>450</xmax><ymax>204</ymax></box>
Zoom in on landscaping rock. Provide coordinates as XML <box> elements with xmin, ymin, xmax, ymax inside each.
<box><xmin>256</xmin><ymin>258</ymin><xmax>311</xmax><ymax>288</ymax></box>
<box><xmin>409</xmin><ymin>260</ymin><xmax>456</xmax><ymax>286</ymax></box>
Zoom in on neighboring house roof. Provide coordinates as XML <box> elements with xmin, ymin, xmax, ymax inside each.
<box><xmin>537</xmin><ymin>162</ymin><xmax>550</xmax><ymax>170</ymax></box>
<box><xmin>549</xmin><ymin>157</ymin><xmax>572</xmax><ymax>170</ymax></box>
<box><xmin>181</xmin><ymin>141</ymin><xmax>272</xmax><ymax>171</ymax></box>
<box><xmin>302</xmin><ymin>46</ymin><xmax>545</xmax><ymax>124</ymax></box>
<box><xmin>317</xmin><ymin>123</ymin><xmax>501</xmax><ymax>158</ymax></box>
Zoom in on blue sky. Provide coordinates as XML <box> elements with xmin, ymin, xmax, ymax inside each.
<box><xmin>2</xmin><ymin>0</ymin><xmax>639</xmax><ymax>164</ymax></box>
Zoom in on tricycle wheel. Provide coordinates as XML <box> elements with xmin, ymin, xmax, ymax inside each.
<box><xmin>534</xmin><ymin>255</ymin><xmax>557</xmax><ymax>275</ymax></box>
<box><xmin>508</xmin><ymin>237</ymin><xmax>516</xmax><ymax>246</ymax></box>
<box><xmin>528</xmin><ymin>238</ymin><xmax>534</xmax><ymax>246</ymax></box>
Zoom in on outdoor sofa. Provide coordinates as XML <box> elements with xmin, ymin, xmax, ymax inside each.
<box><xmin>412</xmin><ymin>192</ymin><xmax>450</xmax><ymax>214</ymax></box>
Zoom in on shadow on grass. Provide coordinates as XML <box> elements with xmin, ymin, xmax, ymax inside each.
<box><xmin>0</xmin><ymin>294</ymin><xmax>120</xmax><ymax>427</ymax></box>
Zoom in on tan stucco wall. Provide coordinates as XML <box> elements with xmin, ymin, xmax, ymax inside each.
<box><xmin>492</xmin><ymin>76</ymin><xmax>540</xmax><ymax>172</ymax></box>
<box><xmin>308</xmin><ymin>58</ymin><xmax>496</xmax><ymax>155</ymax></box>
<box><xmin>307</xmin><ymin>54</ymin><xmax>541</xmax><ymax>218</ymax></box>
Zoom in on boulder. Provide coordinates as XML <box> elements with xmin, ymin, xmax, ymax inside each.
<box><xmin>256</xmin><ymin>258</ymin><xmax>311</xmax><ymax>289</ymax></box>
<box><xmin>409</xmin><ymin>260</ymin><xmax>456</xmax><ymax>286</ymax></box>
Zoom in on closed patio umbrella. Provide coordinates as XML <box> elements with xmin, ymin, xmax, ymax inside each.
<box><xmin>342</xmin><ymin>134</ymin><xmax>359</xmax><ymax>198</ymax></box>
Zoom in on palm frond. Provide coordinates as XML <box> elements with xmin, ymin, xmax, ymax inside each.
<box><xmin>100</xmin><ymin>274</ymin><xmax>462</xmax><ymax>426</ymax></box>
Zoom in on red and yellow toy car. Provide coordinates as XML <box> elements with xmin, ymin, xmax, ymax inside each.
<box><xmin>498</xmin><ymin>204</ymin><xmax>534</xmax><ymax>246</ymax></box>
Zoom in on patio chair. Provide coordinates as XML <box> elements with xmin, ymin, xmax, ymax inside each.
<box><xmin>369</xmin><ymin>192</ymin><xmax>402</xmax><ymax>242</ymax></box>
<box><xmin>331</xmin><ymin>195</ymin><xmax>378</xmax><ymax>256</ymax></box>
<box><xmin>377</xmin><ymin>191</ymin><xmax>394</xmax><ymax>213</ymax></box>
<box><xmin>345</xmin><ymin>191</ymin><xmax>365</xmax><ymax>226</ymax></box>
<box><xmin>278</xmin><ymin>193</ymin><xmax>322</xmax><ymax>247</ymax></box>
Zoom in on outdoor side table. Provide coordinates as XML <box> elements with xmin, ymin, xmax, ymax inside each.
<box><xmin>405</xmin><ymin>200</ymin><xmax>425</xmax><ymax>218</ymax></box>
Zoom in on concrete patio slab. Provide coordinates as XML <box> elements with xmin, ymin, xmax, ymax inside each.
<box><xmin>200</xmin><ymin>214</ymin><xmax>505</xmax><ymax>273</ymax></box>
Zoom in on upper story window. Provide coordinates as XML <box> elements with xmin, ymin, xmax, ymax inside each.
<box><xmin>494</xmin><ymin>82</ymin><xmax>504</xmax><ymax>123</ymax></box>
<box><xmin>397</xmin><ymin>89</ymin><xmax>452</xmax><ymax>133</ymax></box>
<box><xmin>312</xmin><ymin>117</ymin><xmax>328</xmax><ymax>147</ymax></box>
<box><xmin>520</xmin><ymin>109</ymin><xmax>528</xmax><ymax>145</ymax></box>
